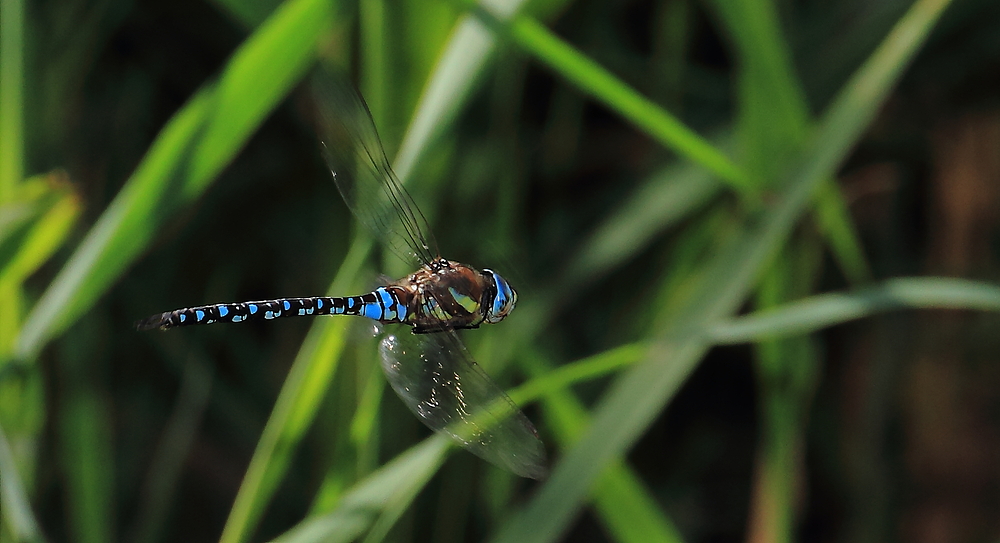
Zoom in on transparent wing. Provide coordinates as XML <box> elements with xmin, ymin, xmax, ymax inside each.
<box><xmin>379</xmin><ymin>329</ymin><xmax>547</xmax><ymax>479</ymax></box>
<box><xmin>311</xmin><ymin>69</ymin><xmax>438</xmax><ymax>266</ymax></box>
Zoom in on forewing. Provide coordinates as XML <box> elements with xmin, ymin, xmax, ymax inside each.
<box><xmin>311</xmin><ymin>69</ymin><xmax>438</xmax><ymax>265</ymax></box>
<box><xmin>379</xmin><ymin>329</ymin><xmax>547</xmax><ymax>479</ymax></box>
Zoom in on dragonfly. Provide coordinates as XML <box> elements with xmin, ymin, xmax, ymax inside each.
<box><xmin>137</xmin><ymin>71</ymin><xmax>547</xmax><ymax>480</ymax></box>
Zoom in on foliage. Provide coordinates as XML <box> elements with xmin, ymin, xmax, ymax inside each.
<box><xmin>2</xmin><ymin>0</ymin><xmax>996</xmax><ymax>541</ymax></box>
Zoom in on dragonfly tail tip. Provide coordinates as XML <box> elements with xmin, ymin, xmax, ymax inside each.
<box><xmin>135</xmin><ymin>313</ymin><xmax>170</xmax><ymax>331</ymax></box>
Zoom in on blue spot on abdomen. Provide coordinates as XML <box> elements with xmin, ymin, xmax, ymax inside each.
<box><xmin>361</xmin><ymin>303</ymin><xmax>382</xmax><ymax>320</ymax></box>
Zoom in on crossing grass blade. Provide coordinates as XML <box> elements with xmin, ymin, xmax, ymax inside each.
<box><xmin>268</xmin><ymin>436</ymin><xmax>450</xmax><ymax>543</ymax></box>
<box><xmin>515</xmin><ymin>348</ymin><xmax>685</xmax><ymax>543</ymax></box>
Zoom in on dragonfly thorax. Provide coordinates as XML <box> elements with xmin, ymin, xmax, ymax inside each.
<box><xmin>392</xmin><ymin>259</ymin><xmax>517</xmax><ymax>334</ymax></box>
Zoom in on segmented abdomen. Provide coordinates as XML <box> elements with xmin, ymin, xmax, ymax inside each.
<box><xmin>136</xmin><ymin>287</ymin><xmax>409</xmax><ymax>330</ymax></box>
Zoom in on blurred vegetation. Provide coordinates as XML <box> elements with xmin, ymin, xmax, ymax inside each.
<box><xmin>2</xmin><ymin>0</ymin><xmax>1000</xmax><ymax>542</ymax></box>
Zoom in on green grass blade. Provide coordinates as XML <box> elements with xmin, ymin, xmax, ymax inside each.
<box><xmin>507</xmin><ymin>344</ymin><xmax>645</xmax><ymax>408</ymax></box>
<box><xmin>219</xmin><ymin>235</ymin><xmax>371</xmax><ymax>543</ymax></box>
<box><xmin>275</xmin><ymin>339</ymin><xmax>663</xmax><ymax>543</ymax></box>
<box><xmin>211</xmin><ymin>0</ymin><xmax>283</xmax><ymax>29</ymax></box>
<box><xmin>590</xmin><ymin>466</ymin><xmax>685</xmax><ymax>543</ymax></box>
<box><xmin>711</xmin><ymin>0</ymin><xmax>870</xmax><ymax>283</ymax></box>
<box><xmin>517</xmin><ymin>349</ymin><xmax>684</xmax><ymax>543</ymax></box>
<box><xmin>501</xmin><ymin>14</ymin><xmax>751</xmax><ymax>193</ymax></box>
<box><xmin>127</xmin><ymin>360</ymin><xmax>213</xmax><ymax>543</ymax></box>
<box><xmin>60</xmin><ymin>390</ymin><xmax>113</xmax><ymax>543</ymax></box>
<box><xmin>394</xmin><ymin>0</ymin><xmax>552</xmax><ymax>181</ymax></box>
<box><xmin>561</xmin><ymin>159</ymin><xmax>722</xmax><ymax>291</ymax></box>
<box><xmin>0</xmin><ymin>0</ymin><xmax>27</xmax><ymax>369</ymax></box>
<box><xmin>14</xmin><ymin>0</ymin><xmax>335</xmax><ymax>361</ymax></box>
<box><xmin>265</xmin><ymin>339</ymin><xmax>671</xmax><ymax>543</ymax></box>
<box><xmin>490</xmin><ymin>0</ymin><xmax>953</xmax><ymax>540</ymax></box>
<box><xmin>425</xmin><ymin>1</ymin><xmax>749</xmax><ymax>194</ymax></box>
<box><xmin>483</xmin><ymin>304</ymin><xmax>692</xmax><ymax>543</ymax></box>
<box><xmin>710</xmin><ymin>0</ymin><xmax>809</xmax><ymax>173</ymax></box>
<box><xmin>804</xmin><ymin>0</ymin><xmax>953</xmax><ymax>197</ymax></box>
<box><xmin>359</xmin><ymin>0</ymin><xmax>388</xmax><ymax>131</ymax></box>
<box><xmin>749</xmin><ymin>238</ymin><xmax>823</xmax><ymax>542</ymax></box>
<box><xmin>709</xmin><ymin>277</ymin><xmax>1000</xmax><ymax>343</ymax></box>
<box><xmin>813</xmin><ymin>181</ymin><xmax>871</xmax><ymax>283</ymax></box>
<box><xmin>0</xmin><ymin>0</ymin><xmax>25</xmax><ymax>203</ymax></box>
<box><xmin>0</xmin><ymin>422</ymin><xmax>44</xmax><ymax>543</ymax></box>
<box><xmin>707</xmin><ymin>5</ymin><xmax>833</xmax><ymax>532</ymax></box>
<box><xmin>0</xmin><ymin>189</ymin><xmax>80</xmax><ymax>294</ymax></box>
<box><xmin>268</xmin><ymin>436</ymin><xmax>450</xmax><ymax>543</ymax></box>
<box><xmin>188</xmin><ymin>0</ymin><xmax>331</xmax><ymax>195</ymax></box>
<box><xmin>219</xmin><ymin>320</ymin><xmax>353</xmax><ymax>543</ymax></box>
<box><xmin>0</xmin><ymin>202</ymin><xmax>35</xmax><ymax>246</ymax></box>
<box><xmin>393</xmin><ymin>15</ymin><xmax>493</xmax><ymax>181</ymax></box>
<box><xmin>394</xmin><ymin>5</ymin><xmax>525</xmax><ymax>180</ymax></box>
<box><xmin>16</xmin><ymin>87</ymin><xmax>212</xmax><ymax>360</ymax></box>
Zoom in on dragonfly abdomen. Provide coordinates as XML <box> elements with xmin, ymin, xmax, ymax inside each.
<box><xmin>136</xmin><ymin>287</ymin><xmax>411</xmax><ymax>330</ymax></box>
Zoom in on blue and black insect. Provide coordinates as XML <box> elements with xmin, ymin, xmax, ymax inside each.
<box><xmin>136</xmin><ymin>258</ymin><xmax>517</xmax><ymax>335</ymax></box>
<box><xmin>138</xmin><ymin>70</ymin><xmax>546</xmax><ymax>480</ymax></box>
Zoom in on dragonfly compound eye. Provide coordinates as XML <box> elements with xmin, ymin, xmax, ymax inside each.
<box><xmin>484</xmin><ymin>269</ymin><xmax>517</xmax><ymax>324</ymax></box>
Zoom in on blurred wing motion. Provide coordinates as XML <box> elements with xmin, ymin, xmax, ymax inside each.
<box><xmin>379</xmin><ymin>328</ymin><xmax>547</xmax><ymax>480</ymax></box>
<box><xmin>311</xmin><ymin>70</ymin><xmax>438</xmax><ymax>266</ymax></box>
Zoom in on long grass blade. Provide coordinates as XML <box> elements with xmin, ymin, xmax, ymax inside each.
<box><xmin>709</xmin><ymin>277</ymin><xmax>1000</xmax><ymax>343</ymax></box>
<box><xmin>0</xmin><ymin>0</ymin><xmax>25</xmax><ymax>203</ymax></box>
<box><xmin>490</xmin><ymin>12</ymin><xmax>752</xmax><ymax>193</ymax></box>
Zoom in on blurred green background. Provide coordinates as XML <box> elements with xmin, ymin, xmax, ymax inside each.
<box><xmin>2</xmin><ymin>0</ymin><xmax>999</xmax><ymax>541</ymax></box>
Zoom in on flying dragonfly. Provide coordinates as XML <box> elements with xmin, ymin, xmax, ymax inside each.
<box><xmin>137</xmin><ymin>70</ymin><xmax>547</xmax><ymax>480</ymax></box>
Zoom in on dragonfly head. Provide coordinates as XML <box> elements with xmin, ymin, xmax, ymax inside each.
<box><xmin>482</xmin><ymin>269</ymin><xmax>518</xmax><ymax>324</ymax></box>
